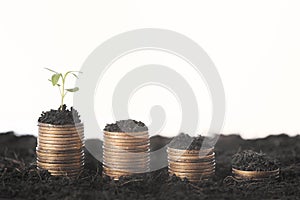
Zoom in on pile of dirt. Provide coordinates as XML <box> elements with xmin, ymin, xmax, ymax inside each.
<box><xmin>38</xmin><ymin>105</ymin><xmax>81</xmax><ymax>125</ymax></box>
<box><xmin>103</xmin><ymin>119</ymin><xmax>148</xmax><ymax>132</ymax></box>
<box><xmin>232</xmin><ymin>150</ymin><xmax>279</xmax><ymax>171</ymax></box>
<box><xmin>0</xmin><ymin>132</ymin><xmax>299</xmax><ymax>200</ymax></box>
<box><xmin>168</xmin><ymin>133</ymin><xmax>213</xmax><ymax>150</ymax></box>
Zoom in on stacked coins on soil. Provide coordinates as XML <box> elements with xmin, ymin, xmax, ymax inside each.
<box><xmin>36</xmin><ymin>123</ymin><xmax>84</xmax><ymax>177</ymax></box>
<box><xmin>231</xmin><ymin>150</ymin><xmax>280</xmax><ymax>181</ymax></box>
<box><xmin>167</xmin><ymin>147</ymin><xmax>215</xmax><ymax>182</ymax></box>
<box><xmin>103</xmin><ymin>130</ymin><xmax>150</xmax><ymax>180</ymax></box>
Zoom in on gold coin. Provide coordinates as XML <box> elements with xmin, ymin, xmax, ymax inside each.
<box><xmin>38</xmin><ymin>145</ymin><xmax>83</xmax><ymax>151</ymax></box>
<box><xmin>103</xmin><ymin>156</ymin><xmax>149</xmax><ymax>162</ymax></box>
<box><xmin>37</xmin><ymin>166</ymin><xmax>83</xmax><ymax>171</ymax></box>
<box><xmin>169</xmin><ymin>168</ymin><xmax>215</xmax><ymax>175</ymax></box>
<box><xmin>104</xmin><ymin>131</ymin><xmax>148</xmax><ymax>136</ymax></box>
<box><xmin>168</xmin><ymin>160</ymin><xmax>215</xmax><ymax>166</ymax></box>
<box><xmin>170</xmin><ymin>172</ymin><xmax>215</xmax><ymax>179</ymax></box>
<box><xmin>103</xmin><ymin>144</ymin><xmax>149</xmax><ymax>151</ymax></box>
<box><xmin>37</xmin><ymin>166</ymin><xmax>84</xmax><ymax>172</ymax></box>
<box><xmin>103</xmin><ymin>165</ymin><xmax>149</xmax><ymax>172</ymax></box>
<box><xmin>38</xmin><ymin>133</ymin><xmax>84</xmax><ymax>141</ymax></box>
<box><xmin>168</xmin><ymin>152</ymin><xmax>215</xmax><ymax>159</ymax></box>
<box><xmin>37</xmin><ymin>158</ymin><xmax>83</xmax><ymax>164</ymax></box>
<box><xmin>168</xmin><ymin>165</ymin><xmax>215</xmax><ymax>172</ymax></box>
<box><xmin>38</xmin><ymin>122</ymin><xmax>83</xmax><ymax>128</ymax></box>
<box><xmin>36</xmin><ymin>149</ymin><xmax>84</xmax><ymax>155</ymax></box>
<box><xmin>103</xmin><ymin>148</ymin><xmax>149</xmax><ymax>154</ymax></box>
<box><xmin>103</xmin><ymin>139</ymin><xmax>149</xmax><ymax>146</ymax></box>
<box><xmin>103</xmin><ymin>157</ymin><xmax>149</xmax><ymax>163</ymax></box>
<box><xmin>103</xmin><ymin>166</ymin><xmax>149</xmax><ymax>174</ymax></box>
<box><xmin>167</xmin><ymin>148</ymin><xmax>214</xmax><ymax>156</ymax></box>
<box><xmin>103</xmin><ymin>160</ymin><xmax>150</xmax><ymax>167</ymax></box>
<box><xmin>38</xmin><ymin>138</ymin><xmax>84</xmax><ymax>144</ymax></box>
<box><xmin>168</xmin><ymin>157</ymin><xmax>215</xmax><ymax>163</ymax></box>
<box><xmin>103</xmin><ymin>153</ymin><xmax>149</xmax><ymax>159</ymax></box>
<box><xmin>37</xmin><ymin>161</ymin><xmax>84</xmax><ymax>167</ymax></box>
<box><xmin>103</xmin><ymin>137</ymin><xmax>149</xmax><ymax>143</ymax></box>
<box><xmin>38</xmin><ymin>142</ymin><xmax>83</xmax><ymax>147</ymax></box>
<box><xmin>232</xmin><ymin>168</ymin><xmax>280</xmax><ymax>179</ymax></box>
<box><xmin>37</xmin><ymin>152</ymin><xmax>84</xmax><ymax>158</ymax></box>
<box><xmin>39</xmin><ymin>127</ymin><xmax>84</xmax><ymax>132</ymax></box>
<box><xmin>168</xmin><ymin>163</ymin><xmax>215</xmax><ymax>171</ymax></box>
<box><xmin>37</xmin><ymin>163</ymin><xmax>84</xmax><ymax>169</ymax></box>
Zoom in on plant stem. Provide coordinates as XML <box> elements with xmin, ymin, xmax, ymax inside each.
<box><xmin>60</xmin><ymin>74</ymin><xmax>66</xmax><ymax>110</ymax></box>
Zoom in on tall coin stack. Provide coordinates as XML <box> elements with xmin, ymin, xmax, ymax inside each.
<box><xmin>36</xmin><ymin>123</ymin><xmax>85</xmax><ymax>177</ymax></box>
<box><xmin>167</xmin><ymin>133</ymin><xmax>215</xmax><ymax>183</ymax></box>
<box><xmin>103</xmin><ymin>120</ymin><xmax>150</xmax><ymax>180</ymax></box>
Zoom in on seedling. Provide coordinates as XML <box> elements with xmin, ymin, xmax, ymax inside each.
<box><xmin>45</xmin><ymin>68</ymin><xmax>82</xmax><ymax>110</ymax></box>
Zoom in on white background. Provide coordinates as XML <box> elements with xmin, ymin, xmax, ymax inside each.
<box><xmin>0</xmin><ymin>0</ymin><xmax>300</xmax><ymax>139</ymax></box>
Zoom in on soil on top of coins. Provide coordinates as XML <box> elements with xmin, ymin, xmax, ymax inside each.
<box><xmin>103</xmin><ymin>119</ymin><xmax>148</xmax><ymax>132</ymax></box>
<box><xmin>168</xmin><ymin>133</ymin><xmax>214</xmax><ymax>150</ymax></box>
<box><xmin>232</xmin><ymin>150</ymin><xmax>279</xmax><ymax>171</ymax></box>
<box><xmin>38</xmin><ymin>104</ymin><xmax>81</xmax><ymax>125</ymax></box>
<box><xmin>0</xmin><ymin>131</ymin><xmax>300</xmax><ymax>200</ymax></box>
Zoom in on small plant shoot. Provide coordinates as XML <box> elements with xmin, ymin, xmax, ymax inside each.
<box><xmin>45</xmin><ymin>68</ymin><xmax>82</xmax><ymax>110</ymax></box>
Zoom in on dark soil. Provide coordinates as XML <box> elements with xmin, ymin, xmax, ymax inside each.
<box><xmin>103</xmin><ymin>119</ymin><xmax>148</xmax><ymax>132</ymax></box>
<box><xmin>232</xmin><ymin>150</ymin><xmax>279</xmax><ymax>171</ymax></box>
<box><xmin>168</xmin><ymin>133</ymin><xmax>213</xmax><ymax>150</ymax></box>
<box><xmin>0</xmin><ymin>132</ymin><xmax>300</xmax><ymax>200</ymax></box>
<box><xmin>38</xmin><ymin>105</ymin><xmax>81</xmax><ymax>125</ymax></box>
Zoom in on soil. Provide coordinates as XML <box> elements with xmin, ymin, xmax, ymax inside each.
<box><xmin>103</xmin><ymin>119</ymin><xmax>148</xmax><ymax>132</ymax></box>
<box><xmin>38</xmin><ymin>105</ymin><xmax>81</xmax><ymax>125</ymax></box>
<box><xmin>0</xmin><ymin>132</ymin><xmax>300</xmax><ymax>200</ymax></box>
<box><xmin>168</xmin><ymin>133</ymin><xmax>213</xmax><ymax>150</ymax></box>
<box><xmin>232</xmin><ymin>150</ymin><xmax>279</xmax><ymax>171</ymax></box>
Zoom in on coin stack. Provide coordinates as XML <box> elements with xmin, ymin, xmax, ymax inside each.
<box><xmin>232</xmin><ymin>168</ymin><xmax>280</xmax><ymax>180</ymax></box>
<box><xmin>36</xmin><ymin>123</ymin><xmax>85</xmax><ymax>177</ymax></box>
<box><xmin>103</xmin><ymin>131</ymin><xmax>150</xmax><ymax>180</ymax></box>
<box><xmin>167</xmin><ymin>147</ymin><xmax>215</xmax><ymax>182</ymax></box>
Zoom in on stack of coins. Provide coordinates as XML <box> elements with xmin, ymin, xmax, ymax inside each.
<box><xmin>167</xmin><ymin>147</ymin><xmax>215</xmax><ymax>182</ymax></box>
<box><xmin>232</xmin><ymin>168</ymin><xmax>280</xmax><ymax>180</ymax></box>
<box><xmin>36</xmin><ymin>123</ymin><xmax>85</xmax><ymax>177</ymax></box>
<box><xmin>103</xmin><ymin>131</ymin><xmax>150</xmax><ymax>180</ymax></box>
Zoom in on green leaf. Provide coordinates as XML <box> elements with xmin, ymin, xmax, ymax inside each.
<box><xmin>51</xmin><ymin>73</ymin><xmax>61</xmax><ymax>86</ymax></box>
<box><xmin>45</xmin><ymin>68</ymin><xmax>58</xmax><ymax>74</ymax></box>
<box><xmin>71</xmin><ymin>73</ymin><xmax>79</xmax><ymax>79</ymax></box>
<box><xmin>65</xmin><ymin>87</ymin><xmax>79</xmax><ymax>92</ymax></box>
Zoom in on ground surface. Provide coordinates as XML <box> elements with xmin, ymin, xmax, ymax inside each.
<box><xmin>0</xmin><ymin>132</ymin><xmax>299</xmax><ymax>200</ymax></box>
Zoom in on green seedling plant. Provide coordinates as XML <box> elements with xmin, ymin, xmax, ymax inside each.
<box><xmin>45</xmin><ymin>68</ymin><xmax>82</xmax><ymax>111</ymax></box>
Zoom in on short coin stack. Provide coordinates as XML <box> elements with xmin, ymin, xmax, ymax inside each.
<box><xmin>167</xmin><ymin>147</ymin><xmax>215</xmax><ymax>182</ymax></box>
<box><xmin>231</xmin><ymin>150</ymin><xmax>280</xmax><ymax>181</ymax></box>
<box><xmin>36</xmin><ymin>123</ymin><xmax>85</xmax><ymax>177</ymax></box>
<box><xmin>103</xmin><ymin>131</ymin><xmax>150</xmax><ymax>180</ymax></box>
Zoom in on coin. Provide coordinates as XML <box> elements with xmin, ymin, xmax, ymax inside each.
<box><xmin>104</xmin><ymin>138</ymin><xmax>149</xmax><ymax>143</ymax></box>
<box><xmin>38</xmin><ymin>133</ymin><xmax>84</xmax><ymax>139</ymax></box>
<box><xmin>103</xmin><ymin>166</ymin><xmax>149</xmax><ymax>174</ymax></box>
<box><xmin>105</xmin><ymin>141</ymin><xmax>150</xmax><ymax>148</ymax></box>
<box><xmin>232</xmin><ymin>168</ymin><xmax>280</xmax><ymax>180</ymax></box>
<box><xmin>104</xmin><ymin>131</ymin><xmax>148</xmax><ymax>136</ymax></box>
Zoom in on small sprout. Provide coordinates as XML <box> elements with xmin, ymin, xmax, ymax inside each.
<box><xmin>45</xmin><ymin>68</ymin><xmax>82</xmax><ymax>111</ymax></box>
